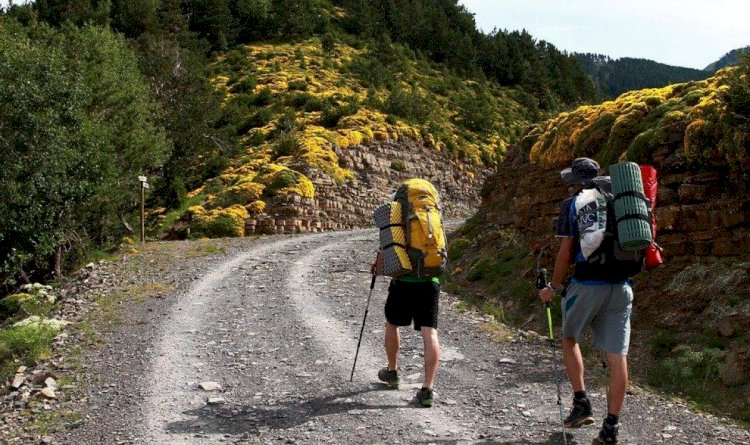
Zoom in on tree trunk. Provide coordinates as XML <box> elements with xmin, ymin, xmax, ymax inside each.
<box><xmin>17</xmin><ymin>268</ymin><xmax>31</xmax><ymax>285</ymax></box>
<box><xmin>120</xmin><ymin>214</ymin><xmax>135</xmax><ymax>235</ymax></box>
<box><xmin>53</xmin><ymin>245</ymin><xmax>63</xmax><ymax>279</ymax></box>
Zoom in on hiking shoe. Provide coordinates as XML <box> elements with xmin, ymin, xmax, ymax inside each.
<box><xmin>377</xmin><ymin>368</ymin><xmax>399</xmax><ymax>389</ymax></box>
<box><xmin>597</xmin><ymin>418</ymin><xmax>619</xmax><ymax>443</ymax></box>
<box><xmin>416</xmin><ymin>387</ymin><xmax>433</xmax><ymax>407</ymax></box>
<box><xmin>564</xmin><ymin>397</ymin><xmax>594</xmax><ymax>428</ymax></box>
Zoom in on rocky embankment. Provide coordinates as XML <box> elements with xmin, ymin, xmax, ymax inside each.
<box><xmin>243</xmin><ymin>140</ymin><xmax>489</xmax><ymax>235</ymax></box>
<box><xmin>457</xmin><ymin>140</ymin><xmax>750</xmax><ymax>418</ymax></box>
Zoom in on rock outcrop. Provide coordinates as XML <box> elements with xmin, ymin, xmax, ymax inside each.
<box><xmin>245</xmin><ymin>139</ymin><xmax>489</xmax><ymax>235</ymax></box>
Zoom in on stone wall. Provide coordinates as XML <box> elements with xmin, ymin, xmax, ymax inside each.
<box><xmin>245</xmin><ymin>139</ymin><xmax>489</xmax><ymax>235</ymax></box>
<box><xmin>481</xmin><ymin>144</ymin><xmax>750</xmax><ymax>259</ymax></box>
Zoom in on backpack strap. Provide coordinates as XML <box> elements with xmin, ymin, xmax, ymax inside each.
<box><xmin>379</xmin><ymin>223</ymin><xmax>404</xmax><ymax>230</ymax></box>
<box><xmin>614</xmin><ymin>190</ymin><xmax>651</xmax><ymax>206</ymax></box>
<box><xmin>616</xmin><ymin>214</ymin><xmax>652</xmax><ymax>224</ymax></box>
<box><xmin>383</xmin><ymin>242</ymin><xmax>407</xmax><ymax>250</ymax></box>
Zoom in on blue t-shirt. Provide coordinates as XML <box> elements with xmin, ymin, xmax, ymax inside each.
<box><xmin>556</xmin><ymin>195</ymin><xmax>627</xmax><ymax>285</ymax></box>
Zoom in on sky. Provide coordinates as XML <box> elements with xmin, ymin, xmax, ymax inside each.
<box><xmin>459</xmin><ymin>0</ymin><xmax>750</xmax><ymax>69</ymax></box>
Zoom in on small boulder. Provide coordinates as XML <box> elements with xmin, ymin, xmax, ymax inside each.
<box><xmin>198</xmin><ymin>381</ymin><xmax>222</xmax><ymax>392</ymax></box>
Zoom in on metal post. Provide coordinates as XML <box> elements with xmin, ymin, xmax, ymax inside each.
<box><xmin>140</xmin><ymin>184</ymin><xmax>145</xmax><ymax>243</ymax></box>
<box><xmin>138</xmin><ymin>176</ymin><xmax>148</xmax><ymax>243</ymax></box>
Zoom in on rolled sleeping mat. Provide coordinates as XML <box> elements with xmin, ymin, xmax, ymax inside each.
<box><xmin>373</xmin><ymin>202</ymin><xmax>412</xmax><ymax>277</ymax></box>
<box><xmin>610</xmin><ymin>162</ymin><xmax>653</xmax><ymax>251</ymax></box>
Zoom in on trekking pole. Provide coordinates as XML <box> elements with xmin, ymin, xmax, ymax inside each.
<box><xmin>537</xmin><ymin>266</ymin><xmax>568</xmax><ymax>445</ymax></box>
<box><xmin>350</xmin><ymin>274</ymin><xmax>377</xmax><ymax>382</ymax></box>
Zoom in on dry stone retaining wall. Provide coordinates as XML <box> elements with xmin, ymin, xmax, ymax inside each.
<box><xmin>245</xmin><ymin>140</ymin><xmax>489</xmax><ymax>235</ymax></box>
<box><xmin>482</xmin><ymin>146</ymin><xmax>750</xmax><ymax>260</ymax></box>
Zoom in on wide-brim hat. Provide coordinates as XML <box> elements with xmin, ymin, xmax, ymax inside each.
<box><xmin>560</xmin><ymin>157</ymin><xmax>600</xmax><ymax>184</ymax></box>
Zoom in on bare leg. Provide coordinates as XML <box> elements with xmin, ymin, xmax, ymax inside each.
<box><xmin>420</xmin><ymin>327</ymin><xmax>440</xmax><ymax>389</ymax></box>
<box><xmin>606</xmin><ymin>353</ymin><xmax>628</xmax><ymax>415</ymax></box>
<box><xmin>385</xmin><ymin>322</ymin><xmax>400</xmax><ymax>370</ymax></box>
<box><xmin>562</xmin><ymin>337</ymin><xmax>586</xmax><ymax>392</ymax></box>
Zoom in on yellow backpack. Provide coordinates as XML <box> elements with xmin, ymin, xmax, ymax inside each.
<box><xmin>373</xmin><ymin>179</ymin><xmax>447</xmax><ymax>278</ymax></box>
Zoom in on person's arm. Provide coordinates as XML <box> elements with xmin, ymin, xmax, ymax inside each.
<box><xmin>539</xmin><ymin>196</ymin><xmax>576</xmax><ymax>303</ymax></box>
<box><xmin>539</xmin><ymin>238</ymin><xmax>573</xmax><ymax>303</ymax></box>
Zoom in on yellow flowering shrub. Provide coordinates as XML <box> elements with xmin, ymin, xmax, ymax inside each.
<box><xmin>216</xmin><ymin>182</ymin><xmax>265</xmax><ymax>207</ymax></box>
<box><xmin>253</xmin><ymin>163</ymin><xmax>315</xmax><ymax>198</ymax></box>
<box><xmin>189</xmin><ymin>205</ymin><xmax>249</xmax><ymax>238</ymax></box>
<box><xmin>245</xmin><ymin>200</ymin><xmax>266</xmax><ymax>214</ymax></box>
<box><xmin>526</xmin><ymin>68</ymin><xmax>747</xmax><ymax>169</ymax></box>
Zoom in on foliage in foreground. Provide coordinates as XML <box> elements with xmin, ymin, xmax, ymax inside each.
<box><xmin>0</xmin><ymin>19</ymin><xmax>168</xmax><ymax>284</ymax></box>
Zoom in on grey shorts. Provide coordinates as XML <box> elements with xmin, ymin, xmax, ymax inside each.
<box><xmin>561</xmin><ymin>282</ymin><xmax>633</xmax><ymax>355</ymax></box>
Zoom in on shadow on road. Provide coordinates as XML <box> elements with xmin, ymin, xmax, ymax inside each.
<box><xmin>165</xmin><ymin>385</ymin><xmax>404</xmax><ymax>437</ymax></box>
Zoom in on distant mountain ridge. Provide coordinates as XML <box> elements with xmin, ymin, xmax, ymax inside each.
<box><xmin>704</xmin><ymin>46</ymin><xmax>750</xmax><ymax>71</ymax></box>
<box><xmin>574</xmin><ymin>53</ymin><xmax>711</xmax><ymax>98</ymax></box>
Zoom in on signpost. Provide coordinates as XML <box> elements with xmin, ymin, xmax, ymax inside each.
<box><xmin>138</xmin><ymin>176</ymin><xmax>148</xmax><ymax>243</ymax></box>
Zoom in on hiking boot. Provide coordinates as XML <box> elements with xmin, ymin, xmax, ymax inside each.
<box><xmin>564</xmin><ymin>397</ymin><xmax>594</xmax><ymax>428</ymax></box>
<box><xmin>597</xmin><ymin>418</ymin><xmax>619</xmax><ymax>443</ymax></box>
<box><xmin>377</xmin><ymin>368</ymin><xmax>399</xmax><ymax>389</ymax></box>
<box><xmin>416</xmin><ymin>387</ymin><xmax>433</xmax><ymax>407</ymax></box>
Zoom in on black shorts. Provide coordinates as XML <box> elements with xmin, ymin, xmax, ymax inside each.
<box><xmin>384</xmin><ymin>279</ymin><xmax>440</xmax><ymax>331</ymax></box>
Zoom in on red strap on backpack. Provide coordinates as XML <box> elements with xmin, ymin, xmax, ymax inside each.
<box><xmin>640</xmin><ymin>165</ymin><xmax>664</xmax><ymax>268</ymax></box>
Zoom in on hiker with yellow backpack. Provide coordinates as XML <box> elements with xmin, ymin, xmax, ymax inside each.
<box><xmin>370</xmin><ymin>178</ymin><xmax>448</xmax><ymax>407</ymax></box>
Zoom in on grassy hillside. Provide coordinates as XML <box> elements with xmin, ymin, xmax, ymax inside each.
<box><xmin>172</xmin><ymin>38</ymin><xmax>533</xmax><ymax>237</ymax></box>
<box><xmin>523</xmin><ymin>65</ymin><xmax>750</xmax><ymax>170</ymax></box>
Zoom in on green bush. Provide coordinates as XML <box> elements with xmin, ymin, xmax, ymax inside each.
<box><xmin>0</xmin><ymin>323</ymin><xmax>59</xmax><ymax>378</ymax></box>
<box><xmin>647</xmin><ymin>347</ymin><xmax>724</xmax><ymax>394</ymax></box>
<box><xmin>448</xmin><ymin>237</ymin><xmax>471</xmax><ymax>261</ymax></box>
<box><xmin>321</xmin><ymin>32</ymin><xmax>336</xmax><ymax>53</ymax></box>
<box><xmin>251</xmin><ymin>87</ymin><xmax>274</xmax><ymax>106</ymax></box>
<box><xmin>238</xmin><ymin>108</ymin><xmax>274</xmax><ymax>134</ymax></box>
<box><xmin>467</xmin><ymin>258</ymin><xmax>496</xmax><ymax>281</ymax></box>
<box><xmin>198</xmin><ymin>215</ymin><xmax>241</xmax><ymax>238</ymax></box>
<box><xmin>320</xmin><ymin>101</ymin><xmax>359</xmax><ymax>128</ymax></box>
<box><xmin>349</xmin><ymin>54</ymin><xmax>396</xmax><ymax>88</ymax></box>
<box><xmin>384</xmin><ymin>86</ymin><xmax>432</xmax><ymax>123</ymax></box>
<box><xmin>288</xmin><ymin>92</ymin><xmax>315</xmax><ymax>108</ymax></box>
<box><xmin>287</xmin><ymin>80</ymin><xmax>308</xmax><ymax>91</ymax></box>
<box><xmin>276</xmin><ymin>110</ymin><xmax>297</xmax><ymax>133</ymax></box>
<box><xmin>389</xmin><ymin>159</ymin><xmax>407</xmax><ymax>172</ymax></box>
<box><xmin>456</xmin><ymin>90</ymin><xmax>496</xmax><ymax>133</ymax></box>
<box><xmin>246</xmin><ymin>129</ymin><xmax>266</xmax><ymax>146</ymax></box>
<box><xmin>229</xmin><ymin>76</ymin><xmax>257</xmax><ymax>94</ymax></box>
<box><xmin>303</xmin><ymin>96</ymin><xmax>325</xmax><ymax>112</ymax></box>
<box><xmin>266</xmin><ymin>170</ymin><xmax>298</xmax><ymax>195</ymax></box>
<box><xmin>275</xmin><ymin>132</ymin><xmax>300</xmax><ymax>157</ymax></box>
<box><xmin>647</xmin><ymin>330</ymin><xmax>680</xmax><ymax>356</ymax></box>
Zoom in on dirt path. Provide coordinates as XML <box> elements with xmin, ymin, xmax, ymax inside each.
<box><xmin>54</xmin><ymin>231</ymin><xmax>749</xmax><ymax>444</ymax></box>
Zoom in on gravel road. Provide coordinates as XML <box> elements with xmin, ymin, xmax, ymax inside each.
<box><xmin>51</xmin><ymin>230</ymin><xmax>750</xmax><ymax>445</ymax></box>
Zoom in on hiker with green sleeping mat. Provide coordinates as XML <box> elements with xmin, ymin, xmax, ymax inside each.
<box><xmin>539</xmin><ymin>157</ymin><xmax>646</xmax><ymax>444</ymax></box>
<box><xmin>371</xmin><ymin>179</ymin><xmax>447</xmax><ymax>408</ymax></box>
